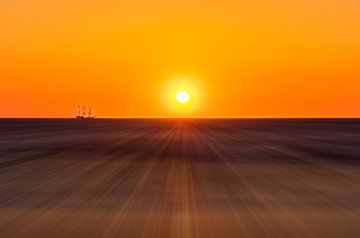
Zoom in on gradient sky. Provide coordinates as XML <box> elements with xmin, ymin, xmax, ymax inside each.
<box><xmin>1</xmin><ymin>0</ymin><xmax>360</xmax><ymax>117</ymax></box>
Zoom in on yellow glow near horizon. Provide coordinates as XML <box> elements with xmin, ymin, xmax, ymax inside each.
<box><xmin>176</xmin><ymin>91</ymin><xmax>190</xmax><ymax>104</ymax></box>
<box><xmin>162</xmin><ymin>74</ymin><xmax>203</xmax><ymax>115</ymax></box>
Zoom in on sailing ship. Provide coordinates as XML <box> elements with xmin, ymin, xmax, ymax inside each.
<box><xmin>76</xmin><ymin>106</ymin><xmax>96</xmax><ymax>119</ymax></box>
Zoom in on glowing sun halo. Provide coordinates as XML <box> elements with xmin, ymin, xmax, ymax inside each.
<box><xmin>176</xmin><ymin>91</ymin><xmax>190</xmax><ymax>103</ymax></box>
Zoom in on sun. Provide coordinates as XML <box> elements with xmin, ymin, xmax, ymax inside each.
<box><xmin>176</xmin><ymin>90</ymin><xmax>190</xmax><ymax>103</ymax></box>
<box><xmin>163</xmin><ymin>75</ymin><xmax>201</xmax><ymax>113</ymax></box>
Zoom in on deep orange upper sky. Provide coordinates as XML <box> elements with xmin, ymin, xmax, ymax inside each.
<box><xmin>1</xmin><ymin>0</ymin><xmax>360</xmax><ymax>117</ymax></box>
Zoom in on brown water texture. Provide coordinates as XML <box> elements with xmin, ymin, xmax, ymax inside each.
<box><xmin>0</xmin><ymin>119</ymin><xmax>359</xmax><ymax>237</ymax></box>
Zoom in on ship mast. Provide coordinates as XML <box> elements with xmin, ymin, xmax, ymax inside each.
<box><xmin>82</xmin><ymin>106</ymin><xmax>86</xmax><ymax>117</ymax></box>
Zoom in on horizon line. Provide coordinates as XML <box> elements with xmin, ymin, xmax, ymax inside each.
<box><xmin>1</xmin><ymin>116</ymin><xmax>360</xmax><ymax>119</ymax></box>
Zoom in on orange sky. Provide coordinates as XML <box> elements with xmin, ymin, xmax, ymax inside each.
<box><xmin>1</xmin><ymin>0</ymin><xmax>360</xmax><ymax>118</ymax></box>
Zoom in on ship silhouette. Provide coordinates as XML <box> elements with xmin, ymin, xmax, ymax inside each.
<box><xmin>76</xmin><ymin>106</ymin><xmax>96</xmax><ymax>119</ymax></box>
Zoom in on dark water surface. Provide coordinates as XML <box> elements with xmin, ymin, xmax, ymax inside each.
<box><xmin>0</xmin><ymin>119</ymin><xmax>359</xmax><ymax>237</ymax></box>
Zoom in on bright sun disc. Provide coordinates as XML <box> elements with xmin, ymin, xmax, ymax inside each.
<box><xmin>176</xmin><ymin>91</ymin><xmax>190</xmax><ymax>103</ymax></box>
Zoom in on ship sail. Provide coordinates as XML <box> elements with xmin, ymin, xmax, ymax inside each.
<box><xmin>76</xmin><ymin>106</ymin><xmax>96</xmax><ymax>119</ymax></box>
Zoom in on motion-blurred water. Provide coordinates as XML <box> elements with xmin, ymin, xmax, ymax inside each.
<box><xmin>0</xmin><ymin>119</ymin><xmax>359</xmax><ymax>237</ymax></box>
